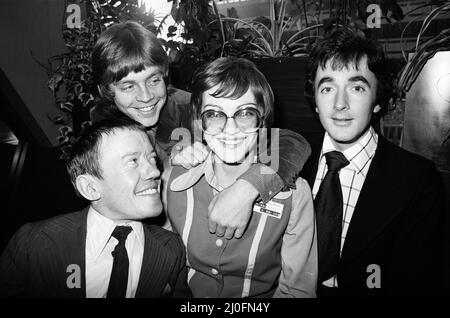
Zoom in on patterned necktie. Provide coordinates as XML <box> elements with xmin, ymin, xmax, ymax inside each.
<box><xmin>314</xmin><ymin>151</ymin><xmax>349</xmax><ymax>283</ymax></box>
<box><xmin>106</xmin><ymin>226</ymin><xmax>132</xmax><ymax>298</ymax></box>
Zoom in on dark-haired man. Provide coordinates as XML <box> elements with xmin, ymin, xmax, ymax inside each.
<box><xmin>301</xmin><ymin>29</ymin><xmax>446</xmax><ymax>298</ymax></box>
<box><xmin>0</xmin><ymin>118</ymin><xmax>191</xmax><ymax>298</ymax></box>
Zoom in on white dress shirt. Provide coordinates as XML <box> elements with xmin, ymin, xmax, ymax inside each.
<box><xmin>312</xmin><ymin>127</ymin><xmax>378</xmax><ymax>287</ymax></box>
<box><xmin>85</xmin><ymin>207</ymin><xmax>144</xmax><ymax>298</ymax></box>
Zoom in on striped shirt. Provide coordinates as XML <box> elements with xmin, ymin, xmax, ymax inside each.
<box><xmin>312</xmin><ymin>127</ymin><xmax>378</xmax><ymax>287</ymax></box>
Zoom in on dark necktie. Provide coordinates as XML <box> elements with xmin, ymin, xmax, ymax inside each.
<box><xmin>314</xmin><ymin>151</ymin><xmax>349</xmax><ymax>283</ymax></box>
<box><xmin>107</xmin><ymin>225</ymin><xmax>133</xmax><ymax>298</ymax></box>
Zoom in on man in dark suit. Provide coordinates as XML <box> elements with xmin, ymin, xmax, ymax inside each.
<box><xmin>0</xmin><ymin>118</ymin><xmax>191</xmax><ymax>298</ymax></box>
<box><xmin>302</xmin><ymin>29</ymin><xmax>446</xmax><ymax>297</ymax></box>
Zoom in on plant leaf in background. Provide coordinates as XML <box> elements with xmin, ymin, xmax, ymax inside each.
<box><xmin>214</xmin><ymin>0</ymin><xmax>322</xmax><ymax>58</ymax></box>
<box><xmin>396</xmin><ymin>2</ymin><xmax>450</xmax><ymax>104</ymax></box>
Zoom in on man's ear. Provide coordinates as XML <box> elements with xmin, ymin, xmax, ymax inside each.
<box><xmin>315</xmin><ymin>107</ymin><xmax>319</xmax><ymax>114</ymax></box>
<box><xmin>75</xmin><ymin>174</ymin><xmax>101</xmax><ymax>201</ymax></box>
<box><xmin>373</xmin><ymin>104</ymin><xmax>381</xmax><ymax>114</ymax></box>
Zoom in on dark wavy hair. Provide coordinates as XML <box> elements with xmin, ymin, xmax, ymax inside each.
<box><xmin>190</xmin><ymin>57</ymin><xmax>274</xmax><ymax>127</ymax></box>
<box><xmin>304</xmin><ymin>29</ymin><xmax>393</xmax><ymax>118</ymax></box>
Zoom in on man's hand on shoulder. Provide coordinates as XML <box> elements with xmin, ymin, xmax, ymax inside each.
<box><xmin>170</xmin><ymin>141</ymin><xmax>209</xmax><ymax>169</ymax></box>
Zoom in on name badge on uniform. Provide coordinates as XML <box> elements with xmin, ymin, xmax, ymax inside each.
<box><xmin>253</xmin><ymin>200</ymin><xmax>284</xmax><ymax>219</ymax></box>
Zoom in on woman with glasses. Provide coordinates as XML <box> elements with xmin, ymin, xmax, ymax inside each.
<box><xmin>162</xmin><ymin>57</ymin><xmax>317</xmax><ymax>298</ymax></box>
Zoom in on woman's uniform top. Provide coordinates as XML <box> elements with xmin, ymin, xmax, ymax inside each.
<box><xmin>163</xmin><ymin>154</ymin><xmax>318</xmax><ymax>298</ymax></box>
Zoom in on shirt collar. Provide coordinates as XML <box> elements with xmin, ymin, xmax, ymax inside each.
<box><xmin>86</xmin><ymin>206</ymin><xmax>144</xmax><ymax>259</ymax></box>
<box><xmin>321</xmin><ymin>127</ymin><xmax>378</xmax><ymax>177</ymax></box>
<box><xmin>170</xmin><ymin>151</ymin><xmax>259</xmax><ymax>192</ymax></box>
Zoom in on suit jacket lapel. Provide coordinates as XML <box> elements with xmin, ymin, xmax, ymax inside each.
<box><xmin>40</xmin><ymin>209</ymin><xmax>88</xmax><ymax>298</ymax></box>
<box><xmin>341</xmin><ymin>136</ymin><xmax>404</xmax><ymax>262</ymax></box>
<box><xmin>135</xmin><ymin>225</ymin><xmax>174</xmax><ymax>298</ymax></box>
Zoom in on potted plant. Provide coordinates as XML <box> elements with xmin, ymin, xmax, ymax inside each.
<box><xmin>159</xmin><ymin>0</ymin><xmax>225</xmax><ymax>90</ymax></box>
<box><xmin>218</xmin><ymin>0</ymin><xmax>322</xmax><ymax>58</ymax></box>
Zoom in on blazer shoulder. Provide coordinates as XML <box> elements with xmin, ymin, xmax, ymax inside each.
<box><xmin>29</xmin><ymin>210</ymin><xmax>87</xmax><ymax>240</ymax></box>
<box><xmin>376</xmin><ymin>137</ymin><xmax>443</xmax><ymax>198</ymax></box>
<box><xmin>380</xmin><ymin>137</ymin><xmax>438</xmax><ymax>175</ymax></box>
<box><xmin>5</xmin><ymin>209</ymin><xmax>86</xmax><ymax>253</ymax></box>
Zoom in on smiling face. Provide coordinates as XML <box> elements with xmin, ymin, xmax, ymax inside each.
<box><xmin>94</xmin><ymin>128</ymin><xmax>162</xmax><ymax>221</ymax></box>
<box><xmin>202</xmin><ymin>86</ymin><xmax>261</xmax><ymax>164</ymax></box>
<box><xmin>109</xmin><ymin>66</ymin><xmax>167</xmax><ymax>128</ymax></box>
<box><xmin>314</xmin><ymin>55</ymin><xmax>381</xmax><ymax>151</ymax></box>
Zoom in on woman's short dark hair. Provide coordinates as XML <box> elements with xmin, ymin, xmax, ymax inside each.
<box><xmin>305</xmin><ymin>29</ymin><xmax>393</xmax><ymax>117</ymax></box>
<box><xmin>92</xmin><ymin>20</ymin><xmax>168</xmax><ymax>100</ymax></box>
<box><xmin>190</xmin><ymin>57</ymin><xmax>274</xmax><ymax>127</ymax></box>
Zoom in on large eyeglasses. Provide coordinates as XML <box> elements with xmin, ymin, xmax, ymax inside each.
<box><xmin>201</xmin><ymin>107</ymin><xmax>263</xmax><ymax>135</ymax></box>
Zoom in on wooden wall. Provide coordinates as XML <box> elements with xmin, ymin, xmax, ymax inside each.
<box><xmin>0</xmin><ymin>0</ymin><xmax>69</xmax><ymax>147</ymax></box>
